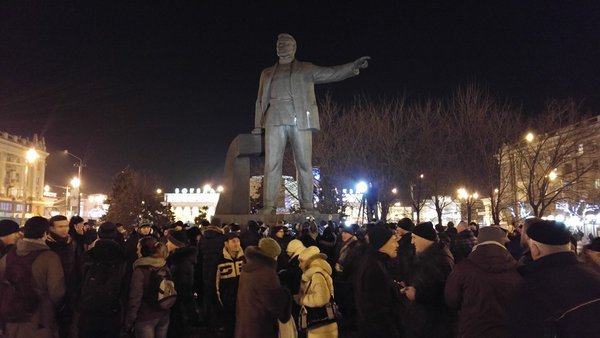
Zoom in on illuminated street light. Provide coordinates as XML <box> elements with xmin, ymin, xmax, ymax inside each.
<box><xmin>525</xmin><ymin>132</ymin><xmax>535</xmax><ymax>143</ymax></box>
<box><xmin>419</xmin><ymin>174</ymin><xmax>424</xmax><ymax>179</ymax></box>
<box><xmin>548</xmin><ymin>169</ymin><xmax>558</xmax><ymax>181</ymax></box>
<box><xmin>356</xmin><ymin>181</ymin><xmax>368</xmax><ymax>194</ymax></box>
<box><xmin>216</xmin><ymin>185</ymin><xmax>224</xmax><ymax>193</ymax></box>
<box><xmin>63</xmin><ymin>150</ymin><xmax>84</xmax><ymax>215</ymax></box>
<box><xmin>70</xmin><ymin>177</ymin><xmax>81</xmax><ymax>189</ymax></box>
<box><xmin>203</xmin><ymin>184</ymin><xmax>212</xmax><ymax>193</ymax></box>
<box><xmin>156</xmin><ymin>188</ymin><xmax>162</xmax><ymax>194</ymax></box>
<box><xmin>391</xmin><ymin>188</ymin><xmax>398</xmax><ymax>194</ymax></box>
<box><xmin>44</xmin><ymin>185</ymin><xmax>50</xmax><ymax>193</ymax></box>
<box><xmin>26</xmin><ymin>148</ymin><xmax>40</xmax><ymax>163</ymax></box>
<box><xmin>21</xmin><ymin>148</ymin><xmax>40</xmax><ymax>225</ymax></box>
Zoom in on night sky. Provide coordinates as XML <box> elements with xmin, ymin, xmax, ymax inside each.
<box><xmin>1</xmin><ymin>1</ymin><xmax>599</xmax><ymax>193</ymax></box>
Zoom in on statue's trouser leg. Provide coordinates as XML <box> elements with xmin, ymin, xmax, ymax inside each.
<box><xmin>264</xmin><ymin>125</ymin><xmax>287</xmax><ymax>210</ymax></box>
<box><xmin>289</xmin><ymin>127</ymin><xmax>313</xmax><ymax>209</ymax></box>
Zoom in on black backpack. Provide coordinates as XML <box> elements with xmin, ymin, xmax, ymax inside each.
<box><xmin>78</xmin><ymin>259</ymin><xmax>126</xmax><ymax>313</ymax></box>
<box><xmin>0</xmin><ymin>248</ymin><xmax>45</xmax><ymax>323</ymax></box>
<box><xmin>144</xmin><ymin>265</ymin><xmax>177</xmax><ymax>310</ymax></box>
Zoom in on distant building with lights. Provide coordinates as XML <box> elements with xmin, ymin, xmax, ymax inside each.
<box><xmin>165</xmin><ymin>187</ymin><xmax>221</xmax><ymax>223</ymax></box>
<box><xmin>0</xmin><ymin>132</ymin><xmax>48</xmax><ymax>223</ymax></box>
<box><xmin>500</xmin><ymin>115</ymin><xmax>600</xmax><ymax>235</ymax></box>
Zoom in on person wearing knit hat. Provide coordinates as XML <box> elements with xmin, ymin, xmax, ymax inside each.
<box><xmin>166</xmin><ymin>230</ymin><xmax>189</xmax><ymax>252</ymax></box>
<box><xmin>397</xmin><ymin>218</ymin><xmax>414</xmax><ymax>232</ymax></box>
<box><xmin>411</xmin><ymin>222</ymin><xmax>438</xmax><ymax>254</ymax></box>
<box><xmin>97</xmin><ymin>222</ymin><xmax>118</xmax><ymax>240</ymax></box>
<box><xmin>445</xmin><ymin>226</ymin><xmax>522</xmax><ymax>338</ymax></box>
<box><xmin>0</xmin><ymin>219</ymin><xmax>21</xmax><ymax>259</ymax></box>
<box><xmin>24</xmin><ymin>216</ymin><xmax>50</xmax><ymax>239</ymax></box>
<box><xmin>236</xmin><ymin>235</ymin><xmax>291</xmax><ymax>338</ymax></box>
<box><xmin>367</xmin><ymin>225</ymin><xmax>398</xmax><ymax>258</ymax></box>
<box><xmin>511</xmin><ymin>220</ymin><xmax>600</xmax><ymax>337</ymax></box>
<box><xmin>401</xmin><ymin>221</ymin><xmax>455</xmax><ymax>337</ymax></box>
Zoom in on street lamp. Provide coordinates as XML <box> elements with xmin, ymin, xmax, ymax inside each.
<box><xmin>21</xmin><ymin>148</ymin><xmax>39</xmax><ymax>225</ymax></box>
<box><xmin>525</xmin><ymin>132</ymin><xmax>535</xmax><ymax>143</ymax></box>
<box><xmin>156</xmin><ymin>188</ymin><xmax>162</xmax><ymax>194</ymax></box>
<box><xmin>457</xmin><ymin>187</ymin><xmax>479</xmax><ymax>224</ymax></box>
<box><xmin>70</xmin><ymin>176</ymin><xmax>81</xmax><ymax>216</ymax></box>
<box><xmin>64</xmin><ymin>150</ymin><xmax>84</xmax><ymax>215</ymax></box>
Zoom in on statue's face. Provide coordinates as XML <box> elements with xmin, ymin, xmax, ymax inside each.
<box><xmin>276</xmin><ymin>38</ymin><xmax>296</xmax><ymax>59</ymax></box>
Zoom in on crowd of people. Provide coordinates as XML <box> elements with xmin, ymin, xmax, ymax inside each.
<box><xmin>0</xmin><ymin>214</ymin><xmax>599</xmax><ymax>338</ymax></box>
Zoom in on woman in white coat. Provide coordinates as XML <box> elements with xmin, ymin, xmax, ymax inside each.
<box><xmin>298</xmin><ymin>246</ymin><xmax>338</xmax><ymax>338</ymax></box>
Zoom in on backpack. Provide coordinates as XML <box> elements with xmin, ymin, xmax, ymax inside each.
<box><xmin>78</xmin><ymin>259</ymin><xmax>126</xmax><ymax>313</ymax></box>
<box><xmin>145</xmin><ymin>265</ymin><xmax>177</xmax><ymax>310</ymax></box>
<box><xmin>0</xmin><ymin>248</ymin><xmax>46</xmax><ymax>323</ymax></box>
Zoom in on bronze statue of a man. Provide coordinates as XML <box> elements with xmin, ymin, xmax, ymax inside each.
<box><xmin>254</xmin><ymin>33</ymin><xmax>369</xmax><ymax>214</ymax></box>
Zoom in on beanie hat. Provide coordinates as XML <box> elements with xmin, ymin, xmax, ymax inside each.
<box><xmin>187</xmin><ymin>226</ymin><xmax>201</xmax><ymax>240</ymax></box>
<box><xmin>477</xmin><ymin>226</ymin><xmax>507</xmax><ymax>244</ymax></box>
<box><xmin>298</xmin><ymin>246</ymin><xmax>320</xmax><ymax>262</ymax></box>
<box><xmin>224</xmin><ymin>232</ymin><xmax>239</xmax><ymax>242</ymax></box>
<box><xmin>168</xmin><ymin>230</ymin><xmax>190</xmax><ymax>248</ymax></box>
<box><xmin>0</xmin><ymin>219</ymin><xmax>20</xmax><ymax>237</ymax></box>
<box><xmin>397</xmin><ymin>218</ymin><xmax>414</xmax><ymax>232</ymax></box>
<box><xmin>286</xmin><ymin>239</ymin><xmax>306</xmax><ymax>257</ymax></box>
<box><xmin>367</xmin><ymin>226</ymin><xmax>394</xmax><ymax>250</ymax></box>
<box><xmin>272</xmin><ymin>225</ymin><xmax>285</xmax><ymax>235</ymax></box>
<box><xmin>257</xmin><ymin>237</ymin><xmax>281</xmax><ymax>259</ymax></box>
<box><xmin>341</xmin><ymin>225</ymin><xmax>355</xmax><ymax>235</ymax></box>
<box><xmin>98</xmin><ymin>222</ymin><xmax>118</xmax><ymax>239</ymax></box>
<box><xmin>24</xmin><ymin>216</ymin><xmax>49</xmax><ymax>239</ymax></box>
<box><xmin>412</xmin><ymin>222</ymin><xmax>437</xmax><ymax>242</ymax></box>
<box><xmin>526</xmin><ymin>220</ymin><xmax>571</xmax><ymax>245</ymax></box>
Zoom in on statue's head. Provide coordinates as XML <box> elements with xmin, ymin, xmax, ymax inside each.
<box><xmin>276</xmin><ymin>33</ymin><xmax>296</xmax><ymax>60</ymax></box>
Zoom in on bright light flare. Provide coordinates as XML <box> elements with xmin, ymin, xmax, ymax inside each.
<box><xmin>356</xmin><ymin>181</ymin><xmax>368</xmax><ymax>194</ymax></box>
<box><xmin>70</xmin><ymin>177</ymin><xmax>81</xmax><ymax>188</ymax></box>
<box><xmin>216</xmin><ymin>185</ymin><xmax>224</xmax><ymax>193</ymax></box>
<box><xmin>525</xmin><ymin>132</ymin><xmax>534</xmax><ymax>143</ymax></box>
<box><xmin>26</xmin><ymin>148</ymin><xmax>39</xmax><ymax>163</ymax></box>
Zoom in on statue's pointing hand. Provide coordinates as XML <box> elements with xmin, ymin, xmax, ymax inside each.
<box><xmin>354</xmin><ymin>56</ymin><xmax>370</xmax><ymax>70</ymax></box>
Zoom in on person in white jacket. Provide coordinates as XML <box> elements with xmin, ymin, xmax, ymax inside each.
<box><xmin>298</xmin><ymin>246</ymin><xmax>338</xmax><ymax>338</ymax></box>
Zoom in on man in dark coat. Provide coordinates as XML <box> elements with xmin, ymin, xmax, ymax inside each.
<box><xmin>0</xmin><ymin>219</ymin><xmax>20</xmax><ymax>259</ymax></box>
<box><xmin>216</xmin><ymin>233</ymin><xmax>244</xmax><ymax>338</ymax></box>
<box><xmin>390</xmin><ymin>218</ymin><xmax>415</xmax><ymax>282</ymax></box>
<box><xmin>198</xmin><ymin>218</ymin><xmax>225</xmax><ymax>330</ymax></box>
<box><xmin>239</xmin><ymin>220</ymin><xmax>261</xmax><ymax>250</ymax></box>
<box><xmin>76</xmin><ymin>222</ymin><xmax>127</xmax><ymax>338</ymax></box>
<box><xmin>235</xmin><ymin>238</ymin><xmax>291</xmax><ymax>338</ymax></box>
<box><xmin>445</xmin><ymin>226</ymin><xmax>523</xmax><ymax>338</ymax></box>
<box><xmin>511</xmin><ymin>220</ymin><xmax>600</xmax><ymax>337</ymax></box>
<box><xmin>450</xmin><ymin>221</ymin><xmax>477</xmax><ymax>263</ymax></box>
<box><xmin>354</xmin><ymin>225</ymin><xmax>403</xmax><ymax>338</ymax></box>
<box><xmin>402</xmin><ymin>222</ymin><xmax>455</xmax><ymax>338</ymax></box>
<box><xmin>166</xmin><ymin>230</ymin><xmax>199</xmax><ymax>337</ymax></box>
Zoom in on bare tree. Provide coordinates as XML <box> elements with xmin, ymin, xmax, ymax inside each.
<box><xmin>504</xmin><ymin>100</ymin><xmax>595</xmax><ymax>218</ymax></box>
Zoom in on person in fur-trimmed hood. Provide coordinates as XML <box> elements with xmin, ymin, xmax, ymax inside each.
<box><xmin>235</xmin><ymin>238</ymin><xmax>291</xmax><ymax>338</ymax></box>
<box><xmin>298</xmin><ymin>246</ymin><xmax>338</xmax><ymax>338</ymax></box>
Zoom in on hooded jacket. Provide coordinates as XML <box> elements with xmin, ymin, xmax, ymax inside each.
<box><xmin>235</xmin><ymin>246</ymin><xmax>291</xmax><ymax>338</ymax></box>
<box><xmin>0</xmin><ymin>239</ymin><xmax>65</xmax><ymax>338</ymax></box>
<box><xmin>444</xmin><ymin>242</ymin><xmax>523</xmax><ymax>338</ymax></box>
<box><xmin>299</xmin><ymin>253</ymin><xmax>338</xmax><ymax>337</ymax></box>
<box><xmin>199</xmin><ymin>226</ymin><xmax>225</xmax><ymax>284</ymax></box>
<box><xmin>124</xmin><ymin>256</ymin><xmax>170</xmax><ymax>327</ymax></box>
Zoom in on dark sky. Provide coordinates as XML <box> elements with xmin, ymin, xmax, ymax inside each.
<box><xmin>1</xmin><ymin>1</ymin><xmax>599</xmax><ymax>193</ymax></box>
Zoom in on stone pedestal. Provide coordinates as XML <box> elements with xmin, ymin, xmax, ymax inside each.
<box><xmin>213</xmin><ymin>212</ymin><xmax>339</xmax><ymax>226</ymax></box>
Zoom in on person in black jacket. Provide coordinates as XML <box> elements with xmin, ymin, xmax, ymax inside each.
<box><xmin>0</xmin><ymin>219</ymin><xmax>20</xmax><ymax>260</ymax></box>
<box><xmin>166</xmin><ymin>230</ymin><xmax>199</xmax><ymax>337</ymax></box>
<box><xmin>239</xmin><ymin>220</ymin><xmax>261</xmax><ymax>250</ymax></box>
<box><xmin>77</xmin><ymin>222</ymin><xmax>127</xmax><ymax>338</ymax></box>
<box><xmin>354</xmin><ymin>225</ymin><xmax>402</xmax><ymax>338</ymax></box>
<box><xmin>216</xmin><ymin>232</ymin><xmax>244</xmax><ymax>338</ymax></box>
<box><xmin>511</xmin><ymin>220</ymin><xmax>600</xmax><ymax>337</ymax></box>
<box><xmin>402</xmin><ymin>222</ymin><xmax>455</xmax><ymax>338</ymax></box>
<box><xmin>198</xmin><ymin>218</ymin><xmax>225</xmax><ymax>331</ymax></box>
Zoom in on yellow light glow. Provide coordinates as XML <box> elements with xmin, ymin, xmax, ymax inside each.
<box><xmin>457</xmin><ymin>188</ymin><xmax>468</xmax><ymax>200</ymax></box>
<box><xmin>525</xmin><ymin>132</ymin><xmax>534</xmax><ymax>143</ymax></box>
<box><xmin>548</xmin><ymin>170</ymin><xmax>558</xmax><ymax>181</ymax></box>
<box><xmin>420</xmin><ymin>174</ymin><xmax>424</xmax><ymax>179</ymax></box>
<box><xmin>70</xmin><ymin>177</ymin><xmax>81</xmax><ymax>188</ymax></box>
<box><xmin>203</xmin><ymin>184</ymin><xmax>211</xmax><ymax>193</ymax></box>
<box><xmin>44</xmin><ymin>185</ymin><xmax>50</xmax><ymax>193</ymax></box>
<box><xmin>216</xmin><ymin>185</ymin><xmax>224</xmax><ymax>193</ymax></box>
<box><xmin>26</xmin><ymin>148</ymin><xmax>39</xmax><ymax>163</ymax></box>
<box><xmin>473</xmin><ymin>192</ymin><xmax>479</xmax><ymax>199</ymax></box>
<box><xmin>391</xmin><ymin>188</ymin><xmax>398</xmax><ymax>194</ymax></box>
<box><xmin>156</xmin><ymin>188</ymin><xmax>162</xmax><ymax>194</ymax></box>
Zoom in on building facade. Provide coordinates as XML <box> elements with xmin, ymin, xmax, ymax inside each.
<box><xmin>0</xmin><ymin>132</ymin><xmax>48</xmax><ymax>224</ymax></box>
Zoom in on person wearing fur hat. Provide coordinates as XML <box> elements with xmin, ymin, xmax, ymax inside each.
<box><xmin>235</xmin><ymin>238</ymin><xmax>291</xmax><ymax>338</ymax></box>
<box><xmin>0</xmin><ymin>219</ymin><xmax>21</xmax><ymax>259</ymax></box>
<box><xmin>166</xmin><ymin>230</ymin><xmax>199</xmax><ymax>337</ymax></box>
<box><xmin>354</xmin><ymin>225</ymin><xmax>403</xmax><ymax>338</ymax></box>
<box><xmin>298</xmin><ymin>246</ymin><xmax>338</xmax><ymax>338</ymax></box>
<box><xmin>279</xmin><ymin>239</ymin><xmax>306</xmax><ymax>322</ymax></box>
<box><xmin>401</xmin><ymin>221</ymin><xmax>455</xmax><ymax>338</ymax></box>
<box><xmin>216</xmin><ymin>232</ymin><xmax>245</xmax><ymax>338</ymax></box>
<box><xmin>444</xmin><ymin>226</ymin><xmax>523</xmax><ymax>338</ymax></box>
<box><xmin>0</xmin><ymin>216</ymin><xmax>65</xmax><ymax>338</ymax></box>
<box><xmin>511</xmin><ymin>220</ymin><xmax>600</xmax><ymax>337</ymax></box>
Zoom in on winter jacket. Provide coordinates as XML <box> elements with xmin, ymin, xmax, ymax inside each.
<box><xmin>451</xmin><ymin>229</ymin><xmax>477</xmax><ymax>263</ymax></box>
<box><xmin>272</xmin><ymin>235</ymin><xmax>290</xmax><ymax>272</ymax></box>
<box><xmin>239</xmin><ymin>229</ymin><xmax>261</xmax><ymax>250</ymax></box>
<box><xmin>167</xmin><ymin>245</ymin><xmax>199</xmax><ymax>337</ymax></box>
<box><xmin>334</xmin><ymin>236</ymin><xmax>357</xmax><ymax>273</ymax></box>
<box><xmin>299</xmin><ymin>254</ymin><xmax>338</xmax><ymax>338</ymax></box>
<box><xmin>444</xmin><ymin>242</ymin><xmax>523</xmax><ymax>338</ymax></box>
<box><xmin>389</xmin><ymin>233</ymin><xmax>415</xmax><ymax>282</ymax></box>
<box><xmin>354</xmin><ymin>249</ymin><xmax>403</xmax><ymax>338</ymax></box>
<box><xmin>0</xmin><ymin>240</ymin><xmax>13</xmax><ymax>260</ymax></box>
<box><xmin>0</xmin><ymin>239</ymin><xmax>65</xmax><ymax>338</ymax></box>
<box><xmin>511</xmin><ymin>252</ymin><xmax>600</xmax><ymax>338</ymax></box>
<box><xmin>78</xmin><ymin>239</ymin><xmax>128</xmax><ymax>314</ymax></box>
<box><xmin>235</xmin><ymin>246</ymin><xmax>291</xmax><ymax>338</ymax></box>
<box><xmin>216</xmin><ymin>247</ymin><xmax>244</xmax><ymax>310</ymax></box>
<box><xmin>404</xmin><ymin>242</ymin><xmax>455</xmax><ymax>338</ymax></box>
<box><xmin>199</xmin><ymin>226</ymin><xmax>225</xmax><ymax>285</ymax></box>
<box><xmin>124</xmin><ymin>256</ymin><xmax>170</xmax><ymax>327</ymax></box>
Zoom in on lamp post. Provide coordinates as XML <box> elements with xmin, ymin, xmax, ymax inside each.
<box><xmin>457</xmin><ymin>187</ymin><xmax>479</xmax><ymax>224</ymax></box>
<box><xmin>64</xmin><ymin>150</ymin><xmax>84</xmax><ymax>215</ymax></box>
<box><xmin>21</xmin><ymin>148</ymin><xmax>39</xmax><ymax>225</ymax></box>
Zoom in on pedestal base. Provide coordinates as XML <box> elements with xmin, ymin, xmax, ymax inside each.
<box><xmin>213</xmin><ymin>212</ymin><xmax>339</xmax><ymax>226</ymax></box>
